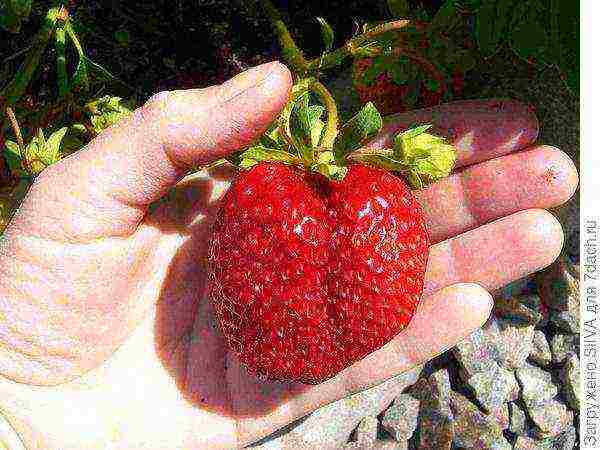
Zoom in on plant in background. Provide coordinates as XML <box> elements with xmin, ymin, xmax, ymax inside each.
<box><xmin>0</xmin><ymin>0</ymin><xmax>32</xmax><ymax>33</ymax></box>
<box><xmin>351</xmin><ymin>1</ymin><xmax>477</xmax><ymax>114</ymax></box>
<box><xmin>0</xmin><ymin>3</ymin><xmax>134</xmax><ymax>232</ymax></box>
<box><xmin>456</xmin><ymin>0</ymin><xmax>577</xmax><ymax>94</ymax></box>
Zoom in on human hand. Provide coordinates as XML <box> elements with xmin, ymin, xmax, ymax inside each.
<box><xmin>0</xmin><ymin>62</ymin><xmax>577</xmax><ymax>449</ymax></box>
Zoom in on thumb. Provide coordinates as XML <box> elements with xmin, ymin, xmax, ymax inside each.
<box><xmin>8</xmin><ymin>61</ymin><xmax>292</xmax><ymax>241</ymax></box>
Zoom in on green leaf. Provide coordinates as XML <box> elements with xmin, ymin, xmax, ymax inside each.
<box><xmin>65</xmin><ymin>20</ymin><xmax>89</xmax><ymax>91</ymax></box>
<box><xmin>387</xmin><ymin>0</ymin><xmax>410</xmax><ymax>18</ymax></box>
<box><xmin>395</xmin><ymin>124</ymin><xmax>433</xmax><ymax>144</ymax></box>
<box><xmin>278</xmin><ymin>79</ymin><xmax>313</xmax><ymax>159</ymax></box>
<box><xmin>475</xmin><ymin>0</ymin><xmax>517</xmax><ymax>57</ymax></box>
<box><xmin>351</xmin><ymin>151</ymin><xmax>405</xmax><ymax>171</ymax></box>
<box><xmin>61</xmin><ymin>127</ymin><xmax>86</xmax><ymax>156</ymax></box>
<box><xmin>310</xmin><ymin>151</ymin><xmax>347</xmax><ymax>179</ymax></box>
<box><xmin>87</xmin><ymin>96</ymin><xmax>133</xmax><ymax>133</ymax></box>
<box><xmin>291</xmin><ymin>93</ymin><xmax>326</xmax><ymax>149</ymax></box>
<box><xmin>4</xmin><ymin>140</ymin><xmax>25</xmax><ymax>176</ymax></box>
<box><xmin>114</xmin><ymin>29</ymin><xmax>131</xmax><ymax>46</ymax></box>
<box><xmin>82</xmin><ymin>55</ymin><xmax>132</xmax><ymax>90</ymax></box>
<box><xmin>334</xmin><ymin>102</ymin><xmax>383</xmax><ymax>161</ymax></box>
<box><xmin>550</xmin><ymin>0</ymin><xmax>578</xmax><ymax>95</ymax></box>
<box><xmin>8</xmin><ymin>0</ymin><xmax>31</xmax><ymax>17</ymax></box>
<box><xmin>312</xmin><ymin>162</ymin><xmax>347</xmax><ymax>180</ymax></box>
<box><xmin>43</xmin><ymin>127</ymin><xmax>69</xmax><ymax>164</ymax></box>
<box><xmin>0</xmin><ymin>7</ymin><xmax>60</xmax><ymax>105</ymax></box>
<box><xmin>258</xmin><ymin>121</ymin><xmax>284</xmax><ymax>149</ymax></box>
<box><xmin>310</xmin><ymin>113</ymin><xmax>325</xmax><ymax>148</ymax></box>
<box><xmin>238</xmin><ymin>145</ymin><xmax>300</xmax><ymax>169</ymax></box>
<box><xmin>316</xmin><ymin>17</ymin><xmax>334</xmax><ymax>52</ymax></box>
<box><xmin>392</xmin><ymin>124</ymin><xmax>457</xmax><ymax>186</ymax></box>
<box><xmin>429</xmin><ymin>0</ymin><xmax>463</xmax><ymax>32</ymax></box>
<box><xmin>509</xmin><ymin>1</ymin><xmax>550</xmax><ymax>66</ymax></box>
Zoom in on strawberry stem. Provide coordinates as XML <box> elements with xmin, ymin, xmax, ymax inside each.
<box><xmin>5</xmin><ymin>106</ymin><xmax>33</xmax><ymax>175</ymax></box>
<box><xmin>260</xmin><ymin>0</ymin><xmax>309</xmax><ymax>76</ymax></box>
<box><xmin>261</xmin><ymin>0</ymin><xmax>414</xmax><ymax>78</ymax></box>
<box><xmin>305</xmin><ymin>20</ymin><xmax>412</xmax><ymax>73</ymax></box>
<box><xmin>309</xmin><ymin>79</ymin><xmax>338</xmax><ymax>149</ymax></box>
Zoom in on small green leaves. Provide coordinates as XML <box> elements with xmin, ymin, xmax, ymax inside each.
<box><xmin>4</xmin><ymin>126</ymin><xmax>70</xmax><ymax>176</ymax></box>
<box><xmin>3</xmin><ymin>140</ymin><xmax>23</xmax><ymax>175</ymax></box>
<box><xmin>310</xmin><ymin>150</ymin><xmax>347</xmax><ymax>180</ymax></box>
<box><xmin>64</xmin><ymin>20</ymin><xmax>89</xmax><ymax>91</ymax></box>
<box><xmin>238</xmin><ymin>145</ymin><xmax>301</xmax><ymax>169</ymax></box>
<box><xmin>334</xmin><ymin>102</ymin><xmax>383</xmax><ymax>161</ymax></box>
<box><xmin>292</xmin><ymin>93</ymin><xmax>325</xmax><ymax>148</ymax></box>
<box><xmin>86</xmin><ymin>96</ymin><xmax>133</xmax><ymax>134</ymax></box>
<box><xmin>316</xmin><ymin>17</ymin><xmax>334</xmax><ymax>53</ymax></box>
<box><xmin>230</xmin><ymin>77</ymin><xmax>455</xmax><ymax>187</ymax></box>
<box><xmin>351</xmin><ymin>123</ymin><xmax>457</xmax><ymax>189</ymax></box>
<box><xmin>231</xmin><ymin>79</ymin><xmax>350</xmax><ymax>179</ymax></box>
<box><xmin>472</xmin><ymin>0</ymin><xmax>577</xmax><ymax>93</ymax></box>
<box><xmin>0</xmin><ymin>7</ymin><xmax>60</xmax><ymax>106</ymax></box>
<box><xmin>55</xmin><ymin>23</ymin><xmax>68</xmax><ymax>98</ymax></box>
<box><xmin>114</xmin><ymin>29</ymin><xmax>131</xmax><ymax>47</ymax></box>
<box><xmin>393</xmin><ymin>124</ymin><xmax>457</xmax><ymax>188</ymax></box>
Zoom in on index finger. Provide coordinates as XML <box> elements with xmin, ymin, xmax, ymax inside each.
<box><xmin>365</xmin><ymin>99</ymin><xmax>539</xmax><ymax>168</ymax></box>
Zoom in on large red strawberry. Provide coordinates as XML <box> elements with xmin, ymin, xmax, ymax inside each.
<box><xmin>209</xmin><ymin>162</ymin><xmax>428</xmax><ymax>383</ymax></box>
<box><xmin>207</xmin><ymin>79</ymin><xmax>457</xmax><ymax>383</ymax></box>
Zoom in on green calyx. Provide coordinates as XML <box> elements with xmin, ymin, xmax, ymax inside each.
<box><xmin>351</xmin><ymin>124</ymin><xmax>457</xmax><ymax>189</ymax></box>
<box><xmin>233</xmin><ymin>79</ymin><xmax>457</xmax><ymax>189</ymax></box>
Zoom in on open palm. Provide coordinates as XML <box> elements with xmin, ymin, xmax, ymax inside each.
<box><xmin>0</xmin><ymin>62</ymin><xmax>577</xmax><ymax>450</ymax></box>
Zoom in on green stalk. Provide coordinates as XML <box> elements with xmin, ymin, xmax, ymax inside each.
<box><xmin>0</xmin><ymin>7</ymin><xmax>61</xmax><ymax>107</ymax></box>
<box><xmin>55</xmin><ymin>24</ymin><xmax>68</xmax><ymax>98</ymax></box>
<box><xmin>305</xmin><ymin>19</ymin><xmax>411</xmax><ymax>73</ymax></box>
<box><xmin>5</xmin><ymin>106</ymin><xmax>32</xmax><ymax>175</ymax></box>
<box><xmin>309</xmin><ymin>80</ymin><xmax>338</xmax><ymax>149</ymax></box>
<box><xmin>261</xmin><ymin>1</ymin><xmax>412</xmax><ymax>77</ymax></box>
<box><xmin>260</xmin><ymin>0</ymin><xmax>309</xmax><ymax>76</ymax></box>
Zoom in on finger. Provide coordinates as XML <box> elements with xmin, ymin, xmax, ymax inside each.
<box><xmin>9</xmin><ymin>62</ymin><xmax>292</xmax><ymax>241</ymax></box>
<box><xmin>239</xmin><ymin>283</ymin><xmax>492</xmax><ymax>446</ymax></box>
<box><xmin>419</xmin><ymin>145</ymin><xmax>578</xmax><ymax>242</ymax></box>
<box><xmin>425</xmin><ymin>208</ymin><xmax>563</xmax><ymax>294</ymax></box>
<box><xmin>341</xmin><ymin>283</ymin><xmax>492</xmax><ymax>392</ymax></box>
<box><xmin>366</xmin><ymin>99</ymin><xmax>539</xmax><ymax>168</ymax></box>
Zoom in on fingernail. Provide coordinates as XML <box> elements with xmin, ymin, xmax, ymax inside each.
<box><xmin>220</xmin><ymin>61</ymin><xmax>281</xmax><ymax>96</ymax></box>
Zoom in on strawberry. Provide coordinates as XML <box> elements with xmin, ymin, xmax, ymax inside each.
<box><xmin>208</xmin><ymin>162</ymin><xmax>428</xmax><ymax>383</ymax></box>
<box><xmin>207</xmin><ymin>79</ymin><xmax>457</xmax><ymax>383</ymax></box>
<box><xmin>351</xmin><ymin>21</ymin><xmax>475</xmax><ymax>115</ymax></box>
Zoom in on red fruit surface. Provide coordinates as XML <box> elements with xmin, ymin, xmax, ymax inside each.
<box><xmin>208</xmin><ymin>162</ymin><xmax>429</xmax><ymax>384</ymax></box>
